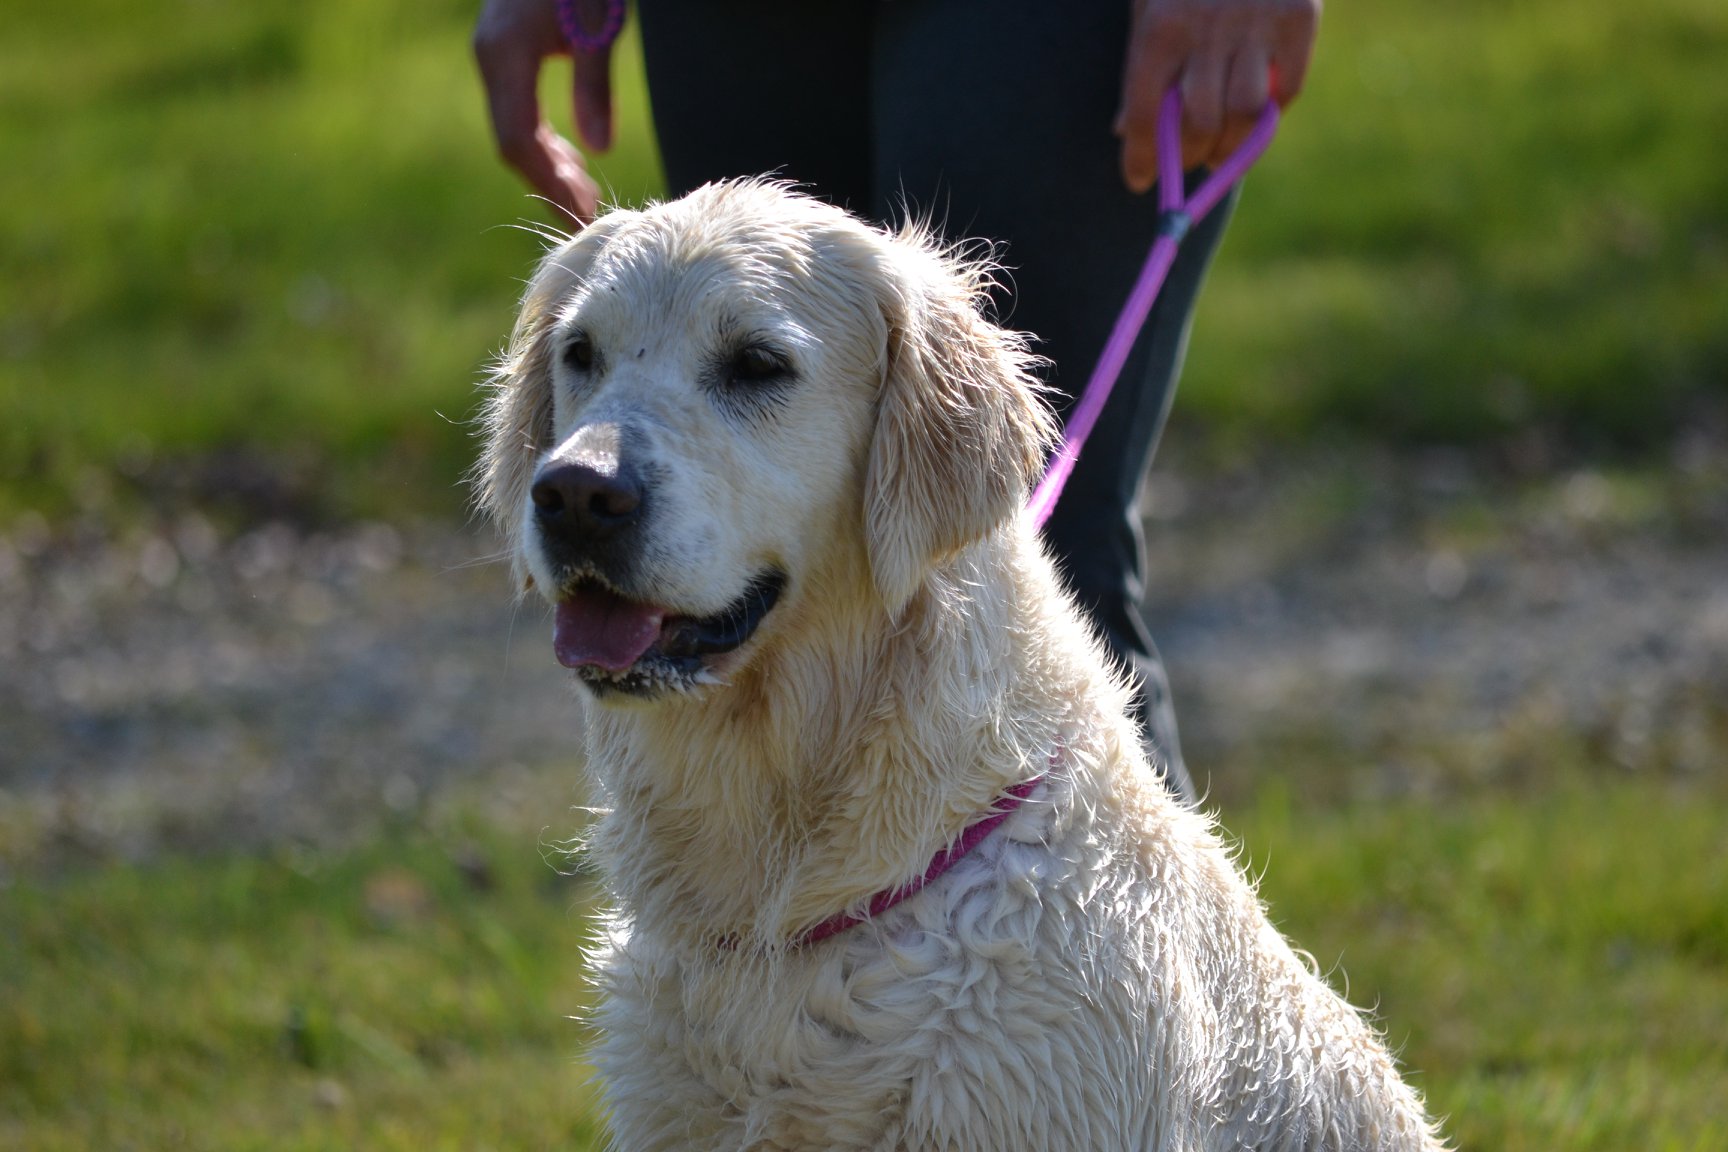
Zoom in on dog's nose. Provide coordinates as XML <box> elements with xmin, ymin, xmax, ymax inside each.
<box><xmin>531</xmin><ymin>461</ymin><xmax>643</xmax><ymax>541</ymax></box>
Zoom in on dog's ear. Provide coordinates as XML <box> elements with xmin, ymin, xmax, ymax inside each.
<box><xmin>472</xmin><ymin>216</ymin><xmax>627</xmax><ymax>589</ymax></box>
<box><xmin>864</xmin><ymin>233</ymin><xmax>1056</xmax><ymax>613</ymax></box>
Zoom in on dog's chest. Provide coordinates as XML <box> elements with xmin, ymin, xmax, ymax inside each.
<box><xmin>641</xmin><ymin>943</ymin><xmax>935</xmax><ymax>1147</ymax></box>
<box><xmin>593</xmin><ymin>825</ymin><xmax>1167</xmax><ymax>1151</ymax></box>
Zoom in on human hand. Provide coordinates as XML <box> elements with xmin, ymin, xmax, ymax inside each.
<box><xmin>1116</xmin><ymin>0</ymin><xmax>1319</xmax><ymax>191</ymax></box>
<box><xmin>473</xmin><ymin>0</ymin><xmax>615</xmax><ymax>225</ymax></box>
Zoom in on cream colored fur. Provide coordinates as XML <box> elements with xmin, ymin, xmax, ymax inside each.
<box><xmin>477</xmin><ymin>180</ymin><xmax>1447</xmax><ymax>1151</ymax></box>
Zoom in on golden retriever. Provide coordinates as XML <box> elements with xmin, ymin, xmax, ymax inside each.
<box><xmin>475</xmin><ymin>180</ymin><xmax>1446</xmax><ymax>1151</ymax></box>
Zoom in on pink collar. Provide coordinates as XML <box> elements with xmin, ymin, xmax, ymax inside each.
<box><xmin>790</xmin><ymin>775</ymin><xmax>1045</xmax><ymax>949</ymax></box>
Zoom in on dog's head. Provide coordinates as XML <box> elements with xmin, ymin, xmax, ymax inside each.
<box><xmin>475</xmin><ymin>180</ymin><xmax>1053</xmax><ymax>699</ymax></box>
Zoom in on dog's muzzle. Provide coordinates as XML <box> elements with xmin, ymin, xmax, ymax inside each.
<box><xmin>552</xmin><ymin>570</ymin><xmax>787</xmax><ymax>697</ymax></box>
<box><xmin>530</xmin><ymin>425</ymin><xmax>784</xmax><ymax>695</ymax></box>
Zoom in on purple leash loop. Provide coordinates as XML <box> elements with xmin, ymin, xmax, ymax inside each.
<box><xmin>1027</xmin><ymin>89</ymin><xmax>1281</xmax><ymax>528</ymax></box>
<box><xmin>556</xmin><ymin>0</ymin><xmax>626</xmax><ymax>54</ymax></box>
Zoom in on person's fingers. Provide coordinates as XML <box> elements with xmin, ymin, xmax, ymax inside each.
<box><xmin>494</xmin><ymin>101</ymin><xmax>594</xmax><ymax>225</ymax></box>
<box><xmin>1177</xmin><ymin>41</ymin><xmax>1228</xmax><ymax>170</ymax></box>
<box><xmin>539</xmin><ymin>125</ymin><xmax>602</xmax><ymax>225</ymax></box>
<box><xmin>474</xmin><ymin>0</ymin><xmax>602</xmax><ymax>226</ymax></box>
<box><xmin>474</xmin><ymin>22</ymin><xmax>551</xmax><ymax>179</ymax></box>
<box><xmin>1119</xmin><ymin>0</ymin><xmax>1320</xmax><ymax>191</ymax></box>
<box><xmin>478</xmin><ymin>43</ymin><xmax>591</xmax><ymax>223</ymax></box>
<box><xmin>1117</xmin><ymin>10</ymin><xmax>1188</xmax><ymax>193</ymax></box>
<box><xmin>572</xmin><ymin>50</ymin><xmax>614</xmax><ymax>153</ymax></box>
<box><xmin>1214</xmin><ymin>42</ymin><xmax>1271</xmax><ymax>163</ymax></box>
<box><xmin>1269</xmin><ymin>0</ymin><xmax>1320</xmax><ymax>106</ymax></box>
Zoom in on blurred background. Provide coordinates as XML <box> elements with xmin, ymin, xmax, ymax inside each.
<box><xmin>2</xmin><ymin>0</ymin><xmax>1724</xmax><ymax>1147</ymax></box>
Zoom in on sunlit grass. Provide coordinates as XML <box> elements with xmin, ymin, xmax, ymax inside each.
<box><xmin>0</xmin><ymin>0</ymin><xmax>661</xmax><ymax>521</ymax></box>
<box><xmin>1181</xmin><ymin>0</ymin><xmax>1728</xmax><ymax>450</ymax></box>
<box><xmin>4</xmin><ymin>777</ymin><xmax>1724</xmax><ymax>1149</ymax></box>
<box><xmin>1</xmin><ymin>821</ymin><xmax>609</xmax><ymax>1150</ymax></box>
<box><xmin>1233</xmin><ymin>777</ymin><xmax>1728</xmax><ymax>1151</ymax></box>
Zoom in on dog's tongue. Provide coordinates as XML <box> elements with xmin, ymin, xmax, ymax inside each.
<box><xmin>553</xmin><ymin>587</ymin><xmax>665</xmax><ymax>671</ymax></box>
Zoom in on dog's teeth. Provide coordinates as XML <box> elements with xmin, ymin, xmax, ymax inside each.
<box><xmin>658</xmin><ymin>620</ymin><xmax>704</xmax><ymax>660</ymax></box>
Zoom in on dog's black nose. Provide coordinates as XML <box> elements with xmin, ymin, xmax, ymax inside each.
<box><xmin>532</xmin><ymin>461</ymin><xmax>643</xmax><ymax>541</ymax></box>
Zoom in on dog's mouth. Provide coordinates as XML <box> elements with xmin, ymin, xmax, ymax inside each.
<box><xmin>552</xmin><ymin>570</ymin><xmax>786</xmax><ymax>695</ymax></box>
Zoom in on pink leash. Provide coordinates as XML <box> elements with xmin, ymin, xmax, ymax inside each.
<box><xmin>792</xmin><ymin>775</ymin><xmax>1045</xmax><ymax>948</ymax></box>
<box><xmin>716</xmin><ymin>775</ymin><xmax>1044</xmax><ymax>952</ymax></box>
<box><xmin>1027</xmin><ymin>89</ymin><xmax>1281</xmax><ymax>528</ymax></box>
<box><xmin>790</xmin><ymin>97</ymin><xmax>1280</xmax><ymax>949</ymax></box>
<box><xmin>713</xmin><ymin>93</ymin><xmax>1282</xmax><ymax>954</ymax></box>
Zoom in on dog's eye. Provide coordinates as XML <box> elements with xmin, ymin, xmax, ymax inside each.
<box><xmin>563</xmin><ymin>332</ymin><xmax>596</xmax><ymax>372</ymax></box>
<box><xmin>726</xmin><ymin>344</ymin><xmax>791</xmax><ymax>388</ymax></box>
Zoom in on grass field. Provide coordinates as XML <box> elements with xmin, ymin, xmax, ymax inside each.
<box><xmin>1190</xmin><ymin>0</ymin><xmax>1728</xmax><ymax>452</ymax></box>
<box><xmin>1</xmin><ymin>0</ymin><xmax>664</xmax><ymax>521</ymax></box>
<box><xmin>4</xmin><ymin>0</ymin><xmax>1726</xmax><ymax>1147</ymax></box>
<box><xmin>5</xmin><ymin>774</ymin><xmax>1726</xmax><ymax>1150</ymax></box>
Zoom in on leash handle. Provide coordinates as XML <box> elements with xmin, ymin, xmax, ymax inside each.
<box><xmin>1028</xmin><ymin>89</ymin><xmax>1279</xmax><ymax>529</ymax></box>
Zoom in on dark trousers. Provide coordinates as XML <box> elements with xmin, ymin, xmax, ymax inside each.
<box><xmin>637</xmin><ymin>0</ymin><xmax>1236</xmax><ymax>802</ymax></box>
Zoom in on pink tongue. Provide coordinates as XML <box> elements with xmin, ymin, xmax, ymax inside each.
<box><xmin>553</xmin><ymin>588</ymin><xmax>666</xmax><ymax>672</ymax></box>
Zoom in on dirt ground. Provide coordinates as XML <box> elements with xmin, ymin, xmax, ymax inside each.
<box><xmin>4</xmin><ymin>440</ymin><xmax>1725</xmax><ymax>875</ymax></box>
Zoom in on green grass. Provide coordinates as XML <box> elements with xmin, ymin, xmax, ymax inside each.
<box><xmin>1</xmin><ymin>820</ymin><xmax>610</xmax><ymax>1150</ymax></box>
<box><xmin>5</xmin><ymin>778</ymin><xmax>1724</xmax><ymax>1149</ymax></box>
<box><xmin>1233</xmin><ymin>779</ymin><xmax>1728</xmax><ymax>1151</ymax></box>
<box><xmin>2</xmin><ymin>0</ymin><xmax>1725</xmax><ymax>521</ymax></box>
<box><xmin>0</xmin><ymin>0</ymin><xmax>663</xmax><ymax>522</ymax></box>
<box><xmin>1184</xmin><ymin>0</ymin><xmax>1728</xmax><ymax>452</ymax></box>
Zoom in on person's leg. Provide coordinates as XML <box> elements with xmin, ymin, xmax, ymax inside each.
<box><xmin>872</xmin><ymin>0</ymin><xmax>1239</xmax><ymax>802</ymax></box>
<box><xmin>635</xmin><ymin>0</ymin><xmax>877</xmax><ymax>207</ymax></box>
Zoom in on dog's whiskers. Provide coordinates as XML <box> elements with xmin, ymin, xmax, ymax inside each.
<box><xmin>441</xmin><ymin>549</ymin><xmax>515</xmax><ymax>573</ymax></box>
<box><xmin>499</xmin><ymin>215</ymin><xmax>576</xmax><ymax>247</ymax></box>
